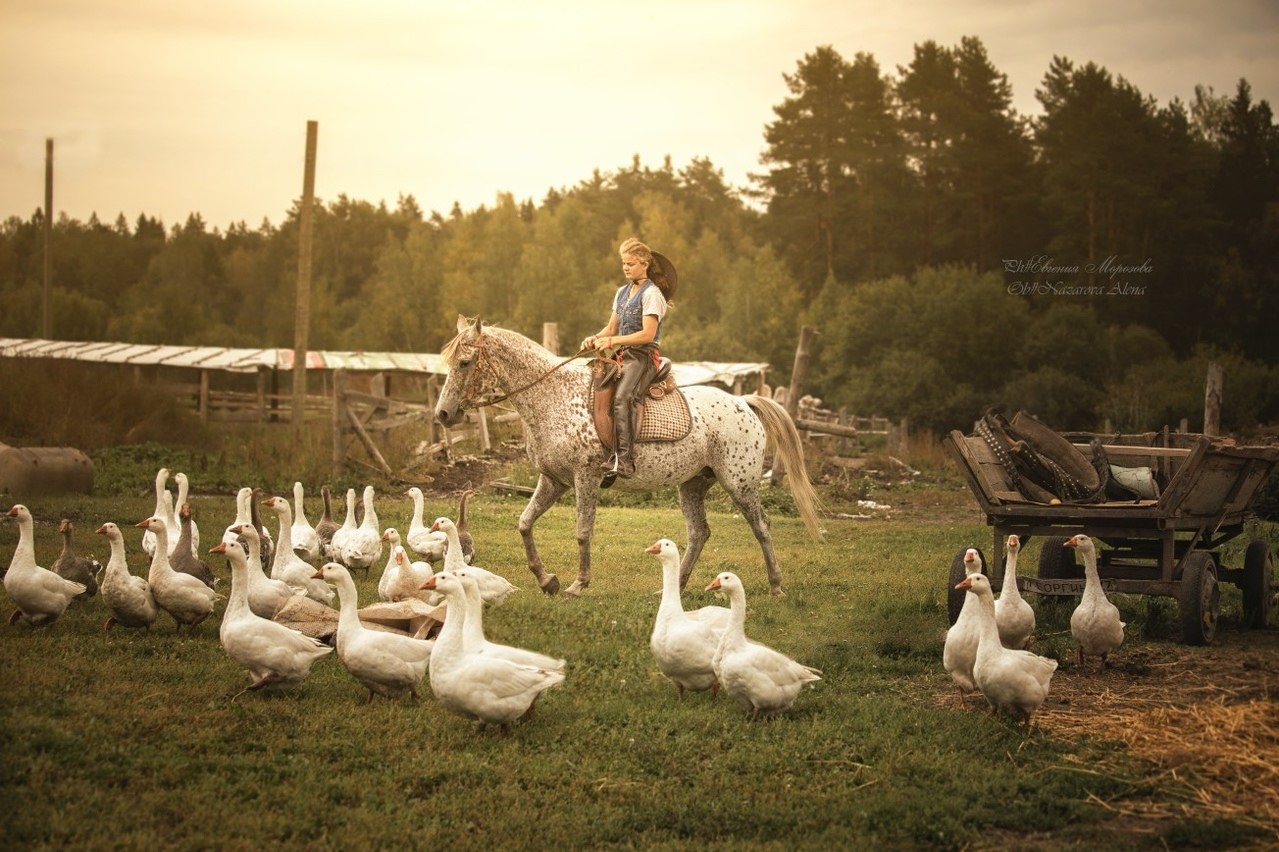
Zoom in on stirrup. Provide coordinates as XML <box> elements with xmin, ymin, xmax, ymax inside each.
<box><xmin>600</xmin><ymin>454</ymin><xmax>619</xmax><ymax>489</ymax></box>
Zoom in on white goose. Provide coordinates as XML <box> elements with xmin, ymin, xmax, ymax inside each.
<box><xmin>943</xmin><ymin>548</ymin><xmax>984</xmax><ymax>701</ymax></box>
<box><xmin>422</xmin><ymin>570</ymin><xmax>565</xmax><ymax>734</ymax></box>
<box><xmin>327</xmin><ymin>488</ymin><xmax>359</xmax><ymax>564</ymax></box>
<box><xmin>290</xmin><ymin>481</ymin><xmax>322</xmax><ymax>563</ymax></box>
<box><xmin>1066</xmin><ymin>534</ymin><xmax>1125</xmax><ymax>669</ymax></box>
<box><xmin>454</xmin><ymin>567</ymin><xmax>565</xmax><ymax>670</ymax></box>
<box><xmin>955</xmin><ymin>572</ymin><xmax>1057</xmax><ymax>724</ymax></box>
<box><xmin>994</xmin><ymin>535</ymin><xmax>1035</xmax><ymax>650</ymax></box>
<box><xmin>262</xmin><ymin>495</ymin><xmax>336</xmax><ymax>605</ymax></box>
<box><xmin>405</xmin><ymin>486</ymin><xmax>448</xmax><ymax>563</ymax></box>
<box><xmin>136</xmin><ymin>517</ymin><xmax>220</xmax><ymax>632</ymax></box>
<box><xmin>647</xmin><ymin>538</ymin><xmax>729</xmax><ymax>700</ymax></box>
<box><xmin>377</xmin><ymin>529</ymin><xmax>405</xmax><ymax>601</ymax></box>
<box><xmin>96</xmin><ymin>521</ymin><xmax>159</xmax><ymax>631</ymax></box>
<box><xmin>224</xmin><ymin>523</ymin><xmax>296</xmax><ymax>620</ymax></box>
<box><xmin>705</xmin><ymin>571</ymin><xmax>821</xmax><ymax>719</ymax></box>
<box><xmin>173</xmin><ymin>472</ymin><xmax>200</xmax><ymax>556</ymax></box>
<box><xmin>314</xmin><ymin>562</ymin><xmax>433</xmax><ymax>702</ymax></box>
<box><xmin>431</xmin><ymin>516</ymin><xmax>516</xmax><ymax>605</ymax></box>
<box><xmin>340</xmin><ymin>485</ymin><xmax>382</xmax><ymax>577</ymax></box>
<box><xmin>230</xmin><ymin>486</ymin><xmax>274</xmax><ymax>568</ymax></box>
<box><xmin>4</xmin><ymin>504</ymin><xmax>86</xmax><ymax>626</ymax></box>
<box><xmin>384</xmin><ymin>545</ymin><xmax>435</xmax><ymax>604</ymax></box>
<box><xmin>211</xmin><ymin>539</ymin><xmax>332</xmax><ymax>698</ymax></box>
<box><xmin>141</xmin><ymin>467</ymin><xmax>171</xmax><ymax>559</ymax></box>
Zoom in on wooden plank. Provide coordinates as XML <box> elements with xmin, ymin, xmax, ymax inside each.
<box><xmin>345</xmin><ymin>406</ymin><xmax>393</xmax><ymax>476</ymax></box>
<box><xmin>1078</xmin><ymin>444</ymin><xmax>1192</xmax><ymax>459</ymax></box>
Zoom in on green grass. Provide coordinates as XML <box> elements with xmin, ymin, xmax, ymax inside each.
<box><xmin>0</xmin><ymin>490</ymin><xmax>1274</xmax><ymax>850</ymax></box>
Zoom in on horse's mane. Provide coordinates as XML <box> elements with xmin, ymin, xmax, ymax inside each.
<box><xmin>440</xmin><ymin>317</ymin><xmax>490</xmax><ymax>365</ymax></box>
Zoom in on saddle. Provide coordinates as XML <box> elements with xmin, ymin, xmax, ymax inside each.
<box><xmin>590</xmin><ymin>356</ymin><xmax>689</xmax><ymax>450</ymax></box>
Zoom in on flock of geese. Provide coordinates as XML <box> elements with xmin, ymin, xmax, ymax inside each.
<box><xmin>2</xmin><ymin>469</ymin><xmax>829</xmax><ymax>730</ymax></box>
<box><xmin>4</xmin><ymin>467</ymin><xmax>1131</xmax><ymax>729</ymax></box>
<box><xmin>945</xmin><ymin>533</ymin><xmax>1126</xmax><ymax>724</ymax></box>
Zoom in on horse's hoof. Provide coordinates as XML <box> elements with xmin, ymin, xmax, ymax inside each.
<box><xmin>770</xmin><ymin>586</ymin><xmax>786</xmax><ymax>598</ymax></box>
<box><xmin>540</xmin><ymin>574</ymin><xmax>560</xmax><ymax>596</ymax></box>
<box><xmin>563</xmin><ymin>582</ymin><xmax>584</xmax><ymax>598</ymax></box>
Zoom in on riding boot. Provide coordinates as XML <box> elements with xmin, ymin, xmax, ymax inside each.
<box><xmin>614</xmin><ymin>405</ymin><xmax>637</xmax><ymax>478</ymax></box>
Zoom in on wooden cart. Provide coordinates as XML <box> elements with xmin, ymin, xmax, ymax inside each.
<box><xmin>943</xmin><ymin>428</ymin><xmax>1279</xmax><ymax>645</ymax></box>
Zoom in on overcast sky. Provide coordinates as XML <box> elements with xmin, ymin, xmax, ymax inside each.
<box><xmin>2</xmin><ymin>0</ymin><xmax>1276</xmax><ymax>230</ymax></box>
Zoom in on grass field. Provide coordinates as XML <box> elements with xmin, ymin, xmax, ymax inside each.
<box><xmin>1</xmin><ymin>483</ymin><xmax>1276</xmax><ymax>850</ymax></box>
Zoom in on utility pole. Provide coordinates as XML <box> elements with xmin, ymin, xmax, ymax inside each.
<box><xmin>293</xmin><ymin>121</ymin><xmax>318</xmax><ymax>437</ymax></box>
<box><xmin>43</xmin><ymin>138</ymin><xmax>53</xmax><ymax>339</ymax></box>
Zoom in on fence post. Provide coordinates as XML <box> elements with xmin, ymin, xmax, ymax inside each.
<box><xmin>542</xmin><ymin>322</ymin><xmax>559</xmax><ymax>355</ymax></box>
<box><xmin>770</xmin><ymin>325</ymin><xmax>817</xmax><ymax>486</ymax></box>
<box><xmin>332</xmin><ymin>369</ymin><xmax>347</xmax><ymax>479</ymax></box>
<box><xmin>1204</xmin><ymin>361</ymin><xmax>1222</xmax><ymax>437</ymax></box>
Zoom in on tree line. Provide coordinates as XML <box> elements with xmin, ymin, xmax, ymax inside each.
<box><xmin>1</xmin><ymin>38</ymin><xmax>1276</xmax><ymax>435</ymax></box>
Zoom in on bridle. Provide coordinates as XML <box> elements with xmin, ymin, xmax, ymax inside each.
<box><xmin>451</xmin><ymin>330</ymin><xmax>593</xmax><ymax>410</ymax></box>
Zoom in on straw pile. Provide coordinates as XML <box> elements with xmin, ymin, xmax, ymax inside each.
<box><xmin>1035</xmin><ymin>642</ymin><xmax>1277</xmax><ymax>835</ymax></box>
<box><xmin>936</xmin><ymin>638</ymin><xmax>1278</xmax><ymax>837</ymax></box>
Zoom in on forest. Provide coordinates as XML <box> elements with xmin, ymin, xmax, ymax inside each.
<box><xmin>2</xmin><ymin>38</ymin><xmax>1277</xmax><ymax>435</ymax></box>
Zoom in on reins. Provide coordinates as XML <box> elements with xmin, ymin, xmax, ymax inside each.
<box><xmin>460</xmin><ymin>335</ymin><xmax>595</xmax><ymax>409</ymax></box>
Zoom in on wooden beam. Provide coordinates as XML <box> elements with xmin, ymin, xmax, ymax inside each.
<box><xmin>346</xmin><ymin>406</ymin><xmax>393</xmax><ymax>476</ymax></box>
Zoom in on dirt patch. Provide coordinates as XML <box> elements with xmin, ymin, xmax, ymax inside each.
<box><xmin>938</xmin><ymin>631</ymin><xmax>1279</xmax><ymax>841</ymax></box>
<box><xmin>416</xmin><ymin>442</ymin><xmax>527</xmax><ymax>496</ymax></box>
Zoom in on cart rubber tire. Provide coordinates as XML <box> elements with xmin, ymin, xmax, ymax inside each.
<box><xmin>947</xmin><ymin>546</ymin><xmax>987</xmax><ymax>626</ymax></box>
<box><xmin>1037</xmin><ymin>535</ymin><xmax>1080</xmax><ymax>606</ymax></box>
<box><xmin>1242</xmin><ymin>540</ymin><xmax>1273</xmax><ymax>629</ymax></box>
<box><xmin>1178</xmin><ymin>551</ymin><xmax>1219</xmax><ymax>646</ymax></box>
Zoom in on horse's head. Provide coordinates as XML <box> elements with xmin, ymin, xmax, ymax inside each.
<box><xmin>435</xmin><ymin>314</ymin><xmax>489</xmax><ymax>427</ymax></box>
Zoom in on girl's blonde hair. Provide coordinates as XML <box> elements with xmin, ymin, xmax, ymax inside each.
<box><xmin>619</xmin><ymin>237</ymin><xmax>676</xmax><ymax>303</ymax></box>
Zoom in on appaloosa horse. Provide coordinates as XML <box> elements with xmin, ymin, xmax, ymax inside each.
<box><xmin>434</xmin><ymin>316</ymin><xmax>822</xmax><ymax>597</ymax></box>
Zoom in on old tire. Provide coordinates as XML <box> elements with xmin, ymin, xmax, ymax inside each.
<box><xmin>1242</xmin><ymin>540</ymin><xmax>1273</xmax><ymax>629</ymax></box>
<box><xmin>947</xmin><ymin>546</ymin><xmax>987</xmax><ymax>625</ymax></box>
<box><xmin>1037</xmin><ymin>535</ymin><xmax>1079</xmax><ymax>606</ymax></box>
<box><xmin>1178</xmin><ymin>551</ymin><xmax>1219</xmax><ymax>646</ymax></box>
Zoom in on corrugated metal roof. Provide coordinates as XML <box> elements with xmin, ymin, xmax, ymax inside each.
<box><xmin>0</xmin><ymin>339</ymin><xmax>767</xmax><ymax>386</ymax></box>
<box><xmin>0</xmin><ymin>338</ymin><xmax>446</xmax><ymax>375</ymax></box>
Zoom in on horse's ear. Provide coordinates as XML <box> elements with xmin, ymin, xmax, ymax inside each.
<box><xmin>456</xmin><ymin>314</ymin><xmax>469</xmax><ymax>334</ymax></box>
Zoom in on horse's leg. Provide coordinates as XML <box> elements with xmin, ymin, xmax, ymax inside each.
<box><xmin>718</xmin><ymin>475</ymin><xmax>785</xmax><ymax>597</ymax></box>
<box><xmin>518</xmin><ymin>474</ymin><xmax>568</xmax><ymax>596</ymax></box>
<box><xmin>562</xmin><ymin>475</ymin><xmax>601</xmax><ymax>598</ymax></box>
<box><xmin>676</xmin><ymin>473</ymin><xmax>716</xmax><ymax>590</ymax></box>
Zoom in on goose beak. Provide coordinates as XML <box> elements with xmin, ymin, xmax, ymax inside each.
<box><xmin>1064</xmin><ymin>537</ymin><xmax>1078</xmax><ymax>549</ymax></box>
<box><xmin>95</xmin><ymin>524</ymin><xmax>108</xmax><ymax>535</ymax></box>
<box><xmin>955</xmin><ymin>577</ymin><xmax>973</xmax><ymax>590</ymax></box>
<box><xmin>312</xmin><ymin>570</ymin><xmax>324</xmax><ymax>580</ymax></box>
<box><xmin>421</xmin><ymin>575</ymin><xmax>438</xmax><ymax>591</ymax></box>
<box><xmin>429</xmin><ymin>521</ymin><xmax>441</xmax><ymax>532</ymax></box>
<box><xmin>645</xmin><ymin>542</ymin><xmax>661</xmax><ymax>554</ymax></box>
<box><xmin>134</xmin><ymin>518</ymin><xmax>150</xmax><ymax>529</ymax></box>
<box><xmin>209</xmin><ymin>542</ymin><xmax>227</xmax><ymax>554</ymax></box>
<box><xmin>705</xmin><ymin>578</ymin><xmax>721</xmax><ymax>591</ymax></box>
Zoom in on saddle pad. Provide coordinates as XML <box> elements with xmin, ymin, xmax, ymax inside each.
<box><xmin>590</xmin><ymin>384</ymin><xmax>692</xmax><ymax>444</ymax></box>
<box><xmin>638</xmin><ymin>387</ymin><xmax>692</xmax><ymax>442</ymax></box>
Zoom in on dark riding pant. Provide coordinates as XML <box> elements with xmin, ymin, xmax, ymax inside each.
<box><xmin>610</xmin><ymin>345</ymin><xmax>658</xmax><ymax>476</ymax></box>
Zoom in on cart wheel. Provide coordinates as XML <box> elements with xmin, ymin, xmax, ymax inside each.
<box><xmin>1036</xmin><ymin>535</ymin><xmax>1080</xmax><ymax>606</ymax></box>
<box><xmin>1242</xmin><ymin>540</ymin><xmax>1273</xmax><ymax>629</ymax></box>
<box><xmin>947</xmin><ymin>546</ymin><xmax>987</xmax><ymax>625</ymax></box>
<box><xmin>1178</xmin><ymin>551</ymin><xmax>1219</xmax><ymax>646</ymax></box>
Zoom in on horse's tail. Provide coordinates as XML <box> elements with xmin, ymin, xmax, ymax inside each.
<box><xmin>745</xmin><ymin>394</ymin><xmax>824</xmax><ymax>542</ymax></box>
